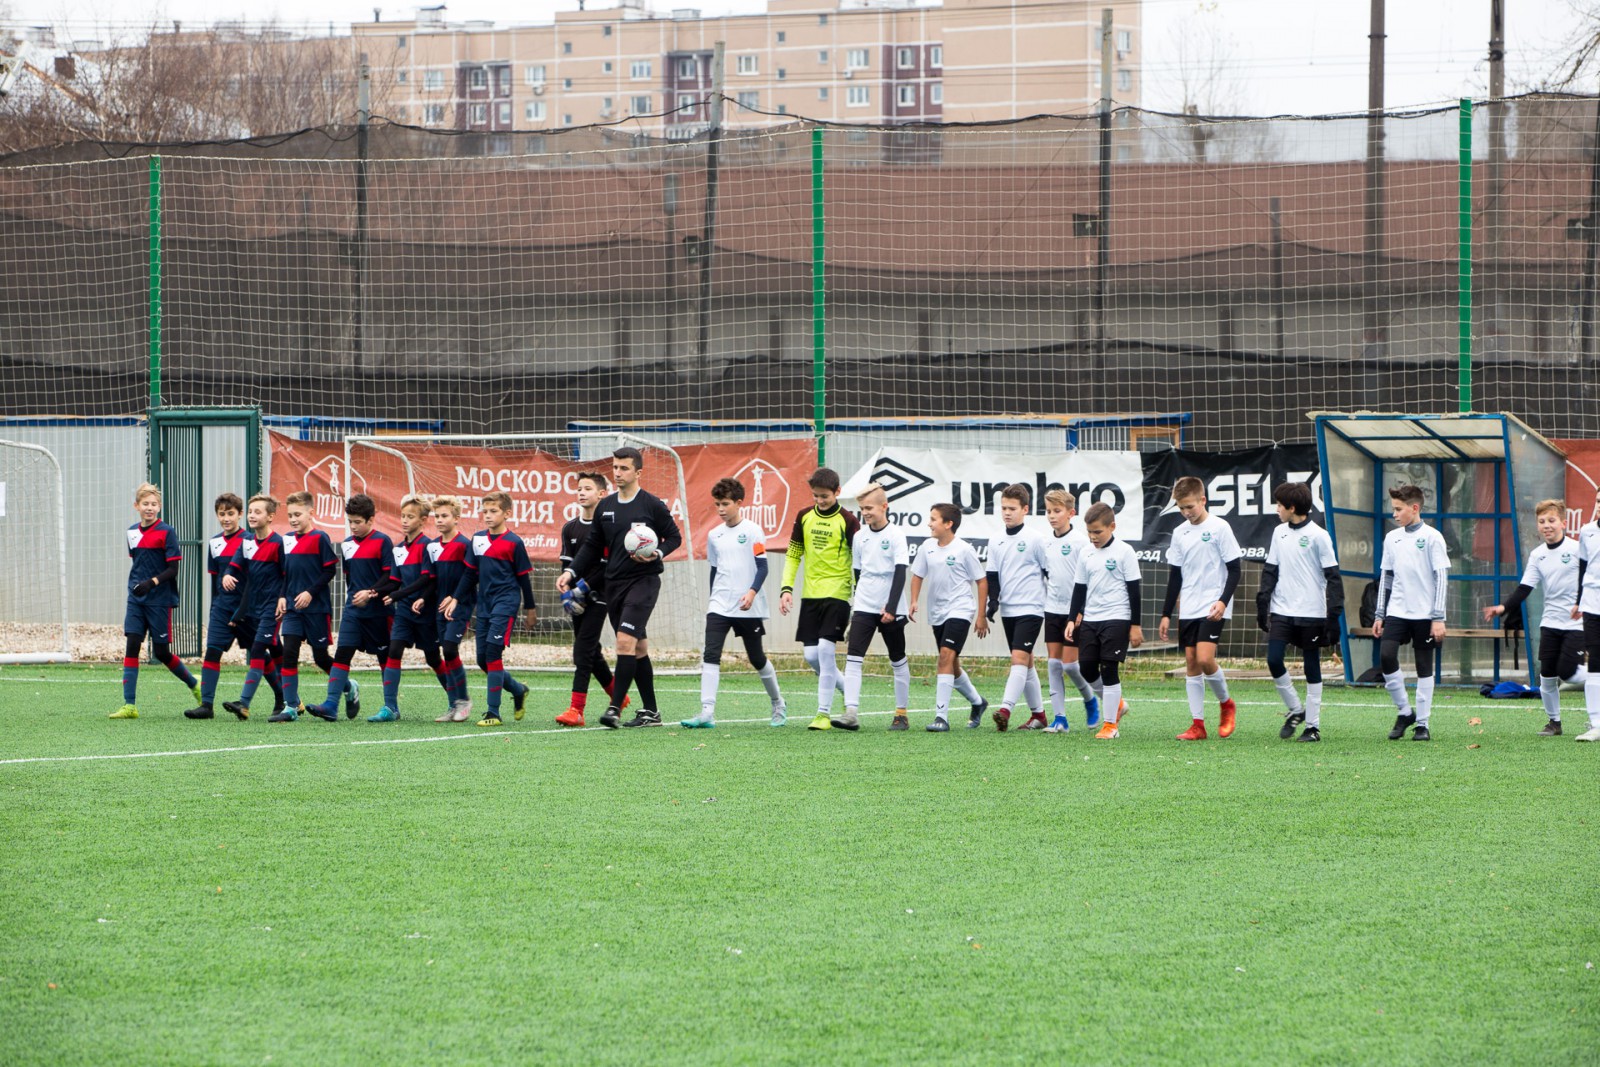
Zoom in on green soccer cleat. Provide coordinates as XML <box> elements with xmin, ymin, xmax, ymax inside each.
<box><xmin>367</xmin><ymin>707</ymin><xmax>400</xmax><ymax>723</ymax></box>
<box><xmin>513</xmin><ymin>688</ymin><xmax>527</xmax><ymax>722</ymax></box>
<box><xmin>807</xmin><ymin>713</ymin><xmax>833</xmax><ymax>731</ymax></box>
<box><xmin>679</xmin><ymin>713</ymin><xmax>716</xmax><ymax>729</ymax></box>
<box><xmin>344</xmin><ymin>679</ymin><xmax>362</xmax><ymax>719</ymax></box>
<box><xmin>191</xmin><ymin>682</ymin><xmax>204</xmax><ymax>705</ymax></box>
<box><xmin>477</xmin><ymin>715</ymin><xmax>503</xmax><ymax>728</ymax></box>
<box><xmin>267</xmin><ymin>707</ymin><xmax>298</xmax><ymax>723</ymax></box>
<box><xmin>109</xmin><ymin>704</ymin><xmax>139</xmax><ymax>719</ymax></box>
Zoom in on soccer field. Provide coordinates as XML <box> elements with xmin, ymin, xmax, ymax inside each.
<box><xmin>2</xmin><ymin>663</ymin><xmax>1596</xmax><ymax>1066</ymax></box>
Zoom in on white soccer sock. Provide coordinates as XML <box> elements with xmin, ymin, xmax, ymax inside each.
<box><xmin>954</xmin><ymin>670</ymin><xmax>982</xmax><ymax>704</ymax></box>
<box><xmin>1540</xmin><ymin>675</ymin><xmax>1562</xmax><ymax>722</ymax></box>
<box><xmin>1273</xmin><ymin>673</ymin><xmax>1305</xmax><ymax>716</ymax></box>
<box><xmin>935</xmin><ymin>673</ymin><xmax>955</xmax><ymax>720</ymax></box>
<box><xmin>891</xmin><ymin>658</ymin><xmax>911</xmax><ymax>710</ymax></box>
<box><xmin>1022</xmin><ymin>666</ymin><xmax>1043</xmax><ymax>713</ymax></box>
<box><xmin>1000</xmin><ymin>663</ymin><xmax>1029</xmax><ymax>711</ymax></box>
<box><xmin>1063</xmin><ymin>658</ymin><xmax>1095</xmax><ymax>702</ymax></box>
<box><xmin>1566</xmin><ymin>665</ymin><xmax>1589</xmax><ymax>687</ymax></box>
<box><xmin>1205</xmin><ymin>668</ymin><xmax>1230</xmax><ymax>703</ymax></box>
<box><xmin>803</xmin><ymin>644</ymin><xmax>821</xmax><ymax>675</ymax></box>
<box><xmin>1415</xmin><ymin>676</ymin><xmax>1435</xmax><ymax>726</ymax></box>
<box><xmin>1383</xmin><ymin>670</ymin><xmax>1412</xmax><ymax>714</ymax></box>
<box><xmin>843</xmin><ymin>655</ymin><xmax>864</xmax><ymax>711</ymax></box>
<box><xmin>1091</xmin><ymin>677</ymin><xmax>1105</xmax><ymax>700</ymax></box>
<box><xmin>1306</xmin><ymin>682</ymin><xmax>1323</xmax><ymax>728</ymax></box>
<box><xmin>1586</xmin><ymin>675</ymin><xmax>1600</xmax><ymax>728</ymax></box>
<box><xmin>817</xmin><ymin>639</ymin><xmax>840</xmax><ymax>713</ymax></box>
<box><xmin>699</xmin><ymin>662</ymin><xmax>720</xmax><ymax>714</ymax></box>
<box><xmin>1047</xmin><ymin>658</ymin><xmax>1067</xmax><ymax>717</ymax></box>
<box><xmin>757</xmin><ymin>661</ymin><xmax>783</xmax><ymax>705</ymax></box>
<box><xmin>1185</xmin><ymin>674</ymin><xmax>1206</xmax><ymax>720</ymax></box>
<box><xmin>1104</xmin><ymin>681</ymin><xmax>1123</xmax><ymax>723</ymax></box>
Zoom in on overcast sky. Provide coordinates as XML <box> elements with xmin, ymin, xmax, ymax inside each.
<box><xmin>12</xmin><ymin>0</ymin><xmax>1594</xmax><ymax>115</ymax></box>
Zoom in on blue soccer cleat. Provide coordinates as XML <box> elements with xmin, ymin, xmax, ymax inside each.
<box><xmin>367</xmin><ymin>706</ymin><xmax>399</xmax><ymax>723</ymax></box>
<box><xmin>1084</xmin><ymin>697</ymin><xmax>1101</xmax><ymax>727</ymax></box>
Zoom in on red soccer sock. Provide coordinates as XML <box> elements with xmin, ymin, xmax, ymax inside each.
<box><xmin>572</xmin><ymin>691</ymin><xmax>588</xmax><ymax>711</ymax></box>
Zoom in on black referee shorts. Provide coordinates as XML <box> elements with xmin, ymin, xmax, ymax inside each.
<box><xmin>607</xmin><ymin>575</ymin><xmax>661</xmax><ymax>641</ymax></box>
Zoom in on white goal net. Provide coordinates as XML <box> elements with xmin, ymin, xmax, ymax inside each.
<box><xmin>0</xmin><ymin>439</ymin><xmax>70</xmax><ymax>663</ymax></box>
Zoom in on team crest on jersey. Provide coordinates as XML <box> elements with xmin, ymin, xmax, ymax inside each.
<box><xmin>282</xmin><ymin>534</ymin><xmax>299</xmax><ymax>553</ymax></box>
<box><xmin>1201</xmin><ymin>532</ymin><xmax>1212</xmax><ymax>542</ymax></box>
<box><xmin>1016</xmin><ymin>542</ymin><xmax>1027</xmax><ymax>552</ymax></box>
<box><xmin>1299</xmin><ymin>535</ymin><xmax>1310</xmax><ymax>548</ymax></box>
<box><xmin>736</xmin><ymin>534</ymin><xmax>748</xmax><ymax>544</ymax></box>
<box><xmin>1059</xmin><ymin>544</ymin><xmax>1073</xmax><ymax>556</ymax></box>
<box><xmin>1104</xmin><ymin>560</ymin><xmax>1117</xmax><ymax>571</ymax></box>
<box><xmin>1415</xmin><ymin>537</ymin><xmax>1427</xmax><ymax>550</ymax></box>
<box><xmin>944</xmin><ymin>555</ymin><xmax>956</xmax><ymax>567</ymax></box>
<box><xmin>880</xmin><ymin>539</ymin><xmax>891</xmax><ymax>552</ymax></box>
<box><xmin>1562</xmin><ymin>552</ymin><xmax>1573</xmax><ymax>564</ymax></box>
<box><xmin>473</xmin><ymin>534</ymin><xmax>492</xmax><ymax>555</ymax></box>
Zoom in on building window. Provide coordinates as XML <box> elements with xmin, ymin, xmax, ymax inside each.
<box><xmin>737</xmin><ymin>54</ymin><xmax>758</xmax><ymax>75</ymax></box>
<box><xmin>848</xmin><ymin>128</ymin><xmax>868</xmax><ymax>143</ymax></box>
<box><xmin>396</xmin><ymin>70</ymin><xmax>408</xmax><ymax>84</ymax></box>
<box><xmin>470</xmin><ymin>68</ymin><xmax>487</xmax><ymax>89</ymax></box>
<box><xmin>777</xmin><ymin>104</ymin><xmax>787</xmax><ymax>114</ymax></box>
<box><xmin>678</xmin><ymin>92</ymin><xmax>698</xmax><ymax>116</ymax></box>
<box><xmin>603</xmin><ymin>24</ymin><xmax>612</xmax><ymax>36</ymax></box>
<box><xmin>526</xmin><ymin>135</ymin><xmax>546</xmax><ymax>152</ymax></box>
<box><xmin>393</xmin><ymin>105</ymin><xmax>408</xmax><ymax>120</ymax></box>
<box><xmin>563</xmin><ymin>77</ymin><xmax>573</xmax><ymax>89</ymax></box>
<box><xmin>526</xmin><ymin>100</ymin><xmax>546</xmax><ymax>121</ymax></box>
<box><xmin>1117</xmin><ymin>68</ymin><xmax>1131</xmax><ymax>91</ymax></box>
<box><xmin>397</xmin><ymin>35</ymin><xmax>407</xmax><ymax>48</ymax></box>
<box><xmin>897</xmin><ymin>84</ymin><xmax>916</xmax><ymax>106</ymax></box>
<box><xmin>819</xmin><ymin>12</ymin><xmax>827</xmax><ymax>24</ymax></box>
<box><xmin>497</xmin><ymin>69</ymin><xmax>510</xmax><ymax>96</ymax></box>
<box><xmin>846</xmin><ymin>48</ymin><xmax>868</xmax><ymax>69</ymax></box>
<box><xmin>818</xmin><ymin>86</ymin><xmax>828</xmax><ymax>100</ymax></box>
<box><xmin>562</xmin><ymin>113</ymin><xmax>573</xmax><ymax>125</ymax></box>
<box><xmin>678</xmin><ymin>57</ymin><xmax>697</xmax><ymax>79</ymax></box>
<box><xmin>603</xmin><ymin>61</ymin><xmax>613</xmax><ymax>73</ymax></box>
<box><xmin>929</xmin><ymin>82</ymin><xmax>942</xmax><ymax>105</ymax></box>
<box><xmin>424</xmin><ymin>104</ymin><xmax>446</xmax><ymax>123</ymax></box>
<box><xmin>498</xmin><ymin>101</ymin><xmax>511</xmax><ymax>124</ymax></box>
<box><xmin>631</xmin><ymin>94</ymin><xmax>650</xmax><ymax>113</ymax></box>
<box><xmin>602</xmin><ymin>96</ymin><xmax>614</xmax><ymax>112</ymax></box>
<box><xmin>424</xmin><ymin>70</ymin><xmax>443</xmax><ymax>90</ymax></box>
<box><xmin>929</xmin><ymin>45</ymin><xmax>942</xmax><ymax>67</ymax></box>
<box><xmin>896</xmin><ymin>47</ymin><xmax>914</xmax><ymax>69</ymax></box>
<box><xmin>817</xmin><ymin>49</ymin><xmax>828</xmax><ymax>63</ymax></box>
<box><xmin>490</xmin><ymin>134</ymin><xmax>510</xmax><ymax>155</ymax></box>
<box><xmin>469</xmin><ymin>103</ymin><xmax>488</xmax><ymax>124</ymax></box>
<box><xmin>563</xmin><ymin>41</ymin><xmax>572</xmax><ymax>54</ymax></box>
<box><xmin>738</xmin><ymin>90</ymin><xmax>758</xmax><ymax>110</ymax></box>
<box><xmin>776</xmin><ymin>30</ymin><xmax>786</xmax><ymax>42</ymax></box>
<box><xmin>1116</xmin><ymin>29</ymin><xmax>1132</xmax><ymax>53</ymax></box>
<box><xmin>526</xmin><ymin>64</ymin><xmax>545</xmax><ymax>86</ymax></box>
<box><xmin>847</xmin><ymin>85</ymin><xmax>869</xmax><ymax>107</ymax></box>
<box><xmin>776</xmin><ymin>67</ymin><xmax>786</xmax><ymax>80</ymax></box>
<box><xmin>631</xmin><ymin>60</ymin><xmax>651</xmax><ymax>79</ymax></box>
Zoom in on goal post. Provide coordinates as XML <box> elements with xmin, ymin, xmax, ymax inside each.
<box><xmin>0</xmin><ymin>439</ymin><xmax>71</xmax><ymax>664</ymax></box>
<box><xmin>342</xmin><ymin>432</ymin><xmax>705</xmax><ymax>668</ymax></box>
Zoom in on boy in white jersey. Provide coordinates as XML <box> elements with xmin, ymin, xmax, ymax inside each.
<box><xmin>683</xmin><ymin>477</ymin><xmax>787</xmax><ymax>728</ymax></box>
<box><xmin>1160</xmin><ymin>476</ymin><xmax>1242</xmax><ymax>741</ymax></box>
<box><xmin>1484</xmin><ymin>499</ymin><xmax>1588</xmax><ymax>736</ymax></box>
<box><xmin>909</xmin><ymin>503</ymin><xmax>991</xmax><ymax>732</ymax></box>
<box><xmin>1573</xmin><ymin>486</ymin><xmax>1600</xmax><ymax>742</ymax></box>
<box><xmin>1256</xmin><ymin>481</ymin><xmax>1343</xmax><ymax>742</ymax></box>
<box><xmin>830</xmin><ymin>483</ymin><xmax>912</xmax><ymax>732</ymax></box>
<box><xmin>1043</xmin><ymin>489</ymin><xmax>1099</xmax><ymax>732</ymax></box>
<box><xmin>985</xmin><ymin>483</ymin><xmax>1053</xmax><ymax>731</ymax></box>
<box><xmin>1066</xmin><ymin>502</ymin><xmax>1144</xmax><ymax>739</ymax></box>
<box><xmin>1374</xmin><ymin>484</ymin><xmax>1451</xmax><ymax>741</ymax></box>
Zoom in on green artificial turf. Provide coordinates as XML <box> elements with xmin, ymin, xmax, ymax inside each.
<box><xmin>2</xmin><ymin>662</ymin><xmax>1596</xmax><ymax>1066</ymax></box>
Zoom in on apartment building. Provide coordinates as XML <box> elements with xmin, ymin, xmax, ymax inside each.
<box><xmin>353</xmin><ymin>0</ymin><xmax>1140</xmax><ymax>138</ymax></box>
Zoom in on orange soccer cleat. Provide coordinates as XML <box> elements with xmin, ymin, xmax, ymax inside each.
<box><xmin>1176</xmin><ymin>721</ymin><xmax>1208</xmax><ymax>741</ymax></box>
<box><xmin>556</xmin><ymin>706</ymin><xmax>586</xmax><ymax>728</ymax></box>
<box><xmin>1217</xmin><ymin>698</ymin><xmax>1238</xmax><ymax>738</ymax></box>
<box><xmin>1094</xmin><ymin>720</ymin><xmax>1120</xmax><ymax>739</ymax></box>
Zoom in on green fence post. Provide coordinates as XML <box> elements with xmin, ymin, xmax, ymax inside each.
<box><xmin>1458</xmin><ymin>99</ymin><xmax>1473</xmax><ymax>413</ymax></box>
<box><xmin>811</xmin><ymin>126</ymin><xmax>826</xmax><ymax>465</ymax></box>
<box><xmin>148</xmin><ymin>154</ymin><xmax>163</xmax><ymax>484</ymax></box>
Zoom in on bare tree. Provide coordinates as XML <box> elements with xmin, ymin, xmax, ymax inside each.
<box><xmin>1147</xmin><ymin>3</ymin><xmax>1278</xmax><ymax>164</ymax></box>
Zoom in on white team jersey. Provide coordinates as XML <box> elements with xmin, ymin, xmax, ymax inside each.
<box><xmin>1044</xmin><ymin>522</ymin><xmax>1092</xmax><ymax>615</ymax></box>
<box><xmin>989</xmin><ymin>523</ymin><xmax>1051</xmax><ymax>617</ymax></box>
<box><xmin>1580</xmin><ymin>522</ymin><xmax>1600</xmax><ymax>616</ymax></box>
<box><xmin>1378</xmin><ymin>522</ymin><xmax>1451</xmax><ymax>621</ymax></box>
<box><xmin>853</xmin><ymin>521</ymin><xmax>911</xmax><ymax>616</ymax></box>
<box><xmin>1266</xmin><ymin>520</ymin><xmax>1338</xmax><ymax>619</ymax></box>
<box><xmin>1077</xmin><ymin>537</ymin><xmax>1143</xmax><ymax>623</ymax></box>
<box><xmin>1521</xmin><ymin>536</ymin><xmax>1582</xmax><ymax>630</ymax></box>
<box><xmin>910</xmin><ymin>536</ymin><xmax>985</xmax><ymax>625</ymax></box>
<box><xmin>706</xmin><ymin>519</ymin><xmax>769</xmax><ymax>619</ymax></box>
<box><xmin>1167</xmin><ymin>514</ymin><xmax>1242</xmax><ymax>619</ymax></box>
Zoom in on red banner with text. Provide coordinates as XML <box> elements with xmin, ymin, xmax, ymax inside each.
<box><xmin>267</xmin><ymin>433</ymin><xmax>817</xmax><ymax>561</ymax></box>
<box><xmin>1556</xmin><ymin>439</ymin><xmax>1600</xmax><ymax>528</ymax></box>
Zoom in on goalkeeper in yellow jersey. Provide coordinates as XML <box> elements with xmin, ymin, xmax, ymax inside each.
<box><xmin>778</xmin><ymin>467</ymin><xmax>860</xmax><ymax>729</ymax></box>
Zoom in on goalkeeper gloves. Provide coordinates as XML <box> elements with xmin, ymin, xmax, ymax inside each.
<box><xmin>132</xmin><ymin>579</ymin><xmax>155</xmax><ymax>597</ymax></box>
<box><xmin>562</xmin><ymin>578</ymin><xmax>591</xmax><ymax>618</ymax></box>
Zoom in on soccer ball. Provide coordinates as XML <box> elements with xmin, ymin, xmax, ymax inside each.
<box><xmin>624</xmin><ymin>523</ymin><xmax>660</xmax><ymax>559</ymax></box>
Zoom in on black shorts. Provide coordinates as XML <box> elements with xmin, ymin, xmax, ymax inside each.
<box><xmin>931</xmin><ymin>618</ymin><xmax>972</xmax><ymax>655</ymax></box>
<box><xmin>1538</xmin><ymin>626</ymin><xmax>1585</xmax><ymax>679</ymax></box>
<box><xmin>704</xmin><ymin>614</ymin><xmax>767</xmax><ymax>661</ymax></box>
<box><xmin>607</xmin><ymin>576</ymin><xmax>661</xmax><ymax>641</ymax></box>
<box><xmin>1268</xmin><ymin>614</ymin><xmax>1328</xmax><ymax>650</ymax></box>
<box><xmin>847</xmin><ymin>610</ymin><xmax>907</xmax><ymax>660</ymax></box>
<box><xmin>1078</xmin><ymin>620</ymin><xmax>1132</xmax><ymax>664</ymax></box>
<box><xmin>1001</xmin><ymin>614</ymin><xmax>1043</xmax><ymax>653</ymax></box>
<box><xmin>1586</xmin><ymin>613</ymin><xmax>1600</xmax><ymax>663</ymax></box>
<box><xmin>1044</xmin><ymin>611</ymin><xmax>1075</xmax><ymax>647</ymax></box>
<box><xmin>337</xmin><ymin>612</ymin><xmax>392</xmax><ymax>657</ymax></box>
<box><xmin>1380</xmin><ymin>616</ymin><xmax>1439</xmax><ymax>651</ymax></box>
<box><xmin>1178</xmin><ymin>617</ymin><xmax>1227</xmax><ymax>648</ymax></box>
<box><xmin>796</xmin><ymin>597</ymin><xmax>851</xmax><ymax>645</ymax></box>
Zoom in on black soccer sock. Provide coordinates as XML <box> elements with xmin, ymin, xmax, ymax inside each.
<box><xmin>610</xmin><ymin>654</ymin><xmax>637</xmax><ymax>712</ymax></box>
<box><xmin>636</xmin><ymin>654</ymin><xmax>657</xmax><ymax>711</ymax></box>
<box><xmin>591</xmin><ymin>656</ymin><xmax>613</xmax><ymax>690</ymax></box>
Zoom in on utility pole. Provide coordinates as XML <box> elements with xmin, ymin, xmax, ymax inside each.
<box><xmin>353</xmin><ymin>54</ymin><xmax>371</xmax><ymax>369</ymax></box>
<box><xmin>1484</xmin><ymin>0</ymin><xmax>1507</xmax><ymax>349</ymax></box>
<box><xmin>1363</xmin><ymin>0</ymin><xmax>1387</xmax><ymax>360</ymax></box>
<box><xmin>1093</xmin><ymin>7</ymin><xmax>1112</xmax><ymax>355</ymax></box>
<box><xmin>694</xmin><ymin>41</ymin><xmax>725</xmax><ymax>382</ymax></box>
